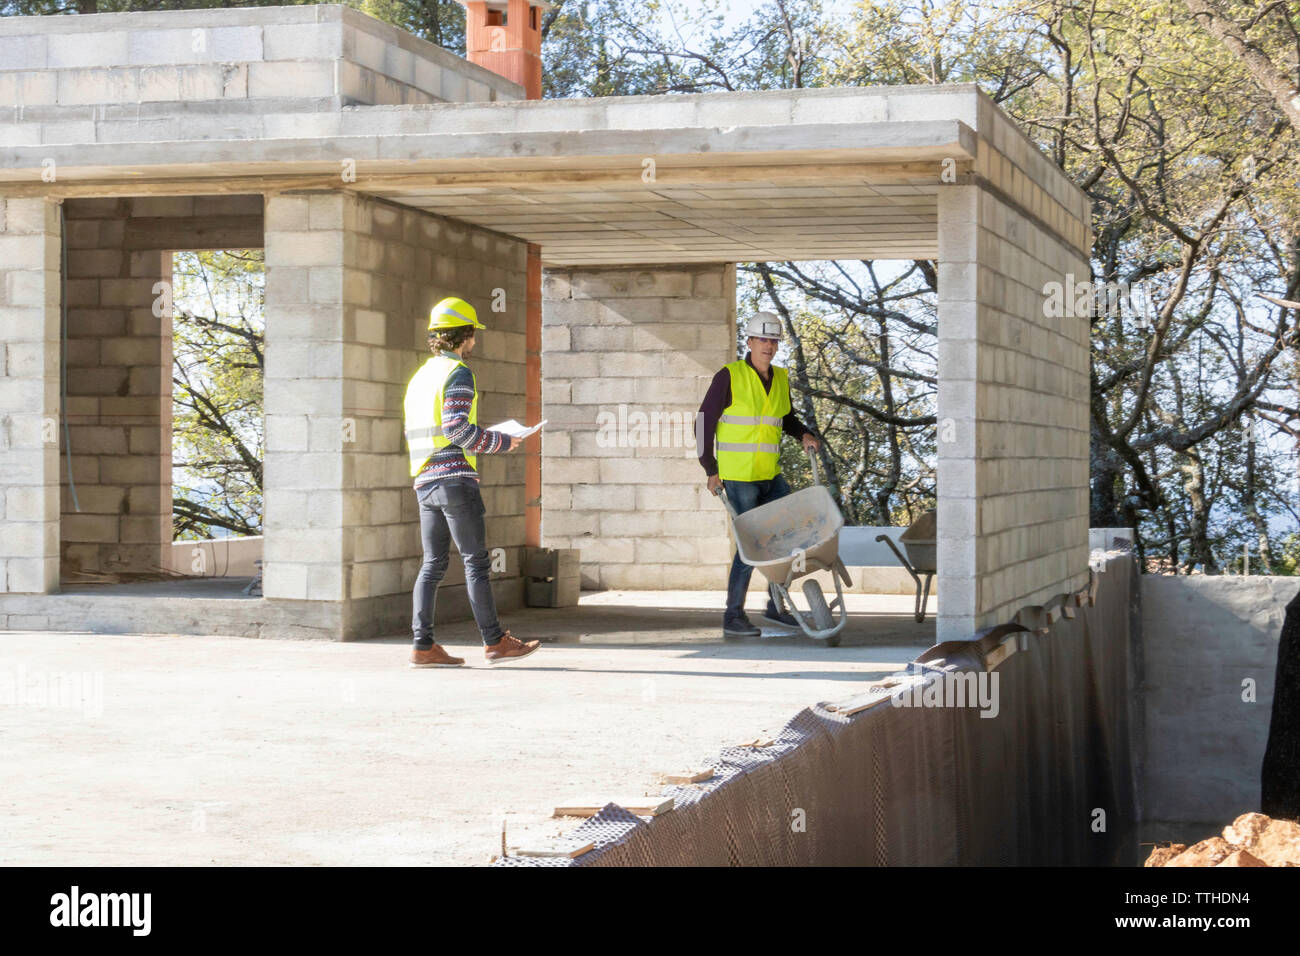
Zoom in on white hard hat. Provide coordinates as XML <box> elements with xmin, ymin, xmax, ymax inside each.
<box><xmin>744</xmin><ymin>311</ymin><xmax>783</xmax><ymax>340</ymax></box>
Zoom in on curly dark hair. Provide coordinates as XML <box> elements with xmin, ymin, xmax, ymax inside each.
<box><xmin>429</xmin><ymin>325</ymin><xmax>476</xmax><ymax>353</ymax></box>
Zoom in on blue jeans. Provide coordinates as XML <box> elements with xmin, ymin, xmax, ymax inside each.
<box><xmin>412</xmin><ymin>477</ymin><xmax>505</xmax><ymax>648</ymax></box>
<box><xmin>724</xmin><ymin>473</ymin><xmax>791</xmax><ymax>620</ymax></box>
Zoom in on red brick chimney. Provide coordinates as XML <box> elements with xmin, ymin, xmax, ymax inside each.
<box><xmin>458</xmin><ymin>0</ymin><xmax>548</xmax><ymax>100</ymax></box>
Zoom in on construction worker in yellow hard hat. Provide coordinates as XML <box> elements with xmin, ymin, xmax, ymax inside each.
<box><xmin>697</xmin><ymin>311</ymin><xmax>822</xmax><ymax>638</ymax></box>
<box><xmin>403</xmin><ymin>296</ymin><xmax>541</xmax><ymax>668</ymax></box>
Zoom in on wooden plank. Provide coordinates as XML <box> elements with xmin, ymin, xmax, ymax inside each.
<box><xmin>984</xmin><ymin>636</ymin><xmax>1017</xmax><ymax>670</ymax></box>
<box><xmin>663</xmin><ymin>768</ymin><xmax>714</xmax><ymax>784</ymax></box>
<box><xmin>553</xmin><ymin>796</ymin><xmax>674</xmax><ymax>818</ymax></box>
<box><xmin>508</xmin><ymin>840</ymin><xmax>596</xmax><ymax>859</ymax></box>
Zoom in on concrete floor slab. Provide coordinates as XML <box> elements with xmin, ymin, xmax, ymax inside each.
<box><xmin>0</xmin><ymin>592</ymin><xmax>932</xmax><ymax>866</ymax></box>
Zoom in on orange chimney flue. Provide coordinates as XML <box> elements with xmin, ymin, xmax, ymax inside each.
<box><xmin>457</xmin><ymin>0</ymin><xmax>549</xmax><ymax>100</ymax></box>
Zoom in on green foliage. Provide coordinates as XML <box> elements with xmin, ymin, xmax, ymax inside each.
<box><xmin>170</xmin><ymin>251</ymin><xmax>265</xmax><ymax>541</ymax></box>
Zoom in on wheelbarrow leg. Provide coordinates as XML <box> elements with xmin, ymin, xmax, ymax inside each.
<box><xmin>915</xmin><ymin>572</ymin><xmax>934</xmax><ymax>623</ymax></box>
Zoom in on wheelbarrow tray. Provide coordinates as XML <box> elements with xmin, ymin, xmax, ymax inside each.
<box><xmin>899</xmin><ymin>509</ymin><xmax>936</xmax><ymax>573</ymax></box>
<box><xmin>730</xmin><ymin>485</ymin><xmax>844</xmax><ymax>586</ymax></box>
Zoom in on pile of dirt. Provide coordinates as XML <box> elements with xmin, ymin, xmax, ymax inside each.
<box><xmin>1145</xmin><ymin>812</ymin><xmax>1300</xmax><ymax>866</ymax></box>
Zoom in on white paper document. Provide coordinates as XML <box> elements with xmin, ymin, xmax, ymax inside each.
<box><xmin>487</xmin><ymin>419</ymin><xmax>547</xmax><ymax>439</ymax></box>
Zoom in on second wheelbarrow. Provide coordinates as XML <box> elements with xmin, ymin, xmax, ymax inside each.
<box><xmin>714</xmin><ymin>454</ymin><xmax>852</xmax><ymax>646</ymax></box>
<box><xmin>876</xmin><ymin>509</ymin><xmax>936</xmax><ymax>623</ymax></box>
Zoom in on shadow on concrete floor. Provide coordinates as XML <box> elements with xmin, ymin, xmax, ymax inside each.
<box><xmin>59</xmin><ymin>576</ymin><xmax>258</xmax><ymax>599</ymax></box>
<box><xmin>377</xmin><ymin>591</ymin><xmax>938</xmax><ymax>651</ymax></box>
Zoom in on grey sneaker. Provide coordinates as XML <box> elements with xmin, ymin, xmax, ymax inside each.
<box><xmin>761</xmin><ymin>606</ymin><xmax>800</xmax><ymax>629</ymax></box>
<box><xmin>722</xmin><ymin>614</ymin><xmax>761</xmax><ymax>638</ymax></box>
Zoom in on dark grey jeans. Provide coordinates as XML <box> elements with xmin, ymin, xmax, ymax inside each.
<box><xmin>412</xmin><ymin>477</ymin><xmax>505</xmax><ymax>648</ymax></box>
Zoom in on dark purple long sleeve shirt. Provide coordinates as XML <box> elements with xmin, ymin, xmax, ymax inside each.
<box><xmin>696</xmin><ymin>353</ymin><xmax>816</xmax><ymax>476</ymax></box>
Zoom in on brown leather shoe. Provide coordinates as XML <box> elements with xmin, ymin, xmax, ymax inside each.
<box><xmin>409</xmin><ymin>644</ymin><xmax>465</xmax><ymax>668</ymax></box>
<box><xmin>484</xmin><ymin>630</ymin><xmax>540</xmax><ymax>665</ymax></box>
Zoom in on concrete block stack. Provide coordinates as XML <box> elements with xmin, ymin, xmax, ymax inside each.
<box><xmin>263</xmin><ymin>191</ymin><xmax>528</xmax><ymax>638</ymax></box>
<box><xmin>0</xmin><ymin>197</ymin><xmax>61</xmax><ymax>594</ymax></box>
<box><xmin>934</xmin><ymin>96</ymin><xmax>1091</xmax><ymax>638</ymax></box>
<box><xmin>0</xmin><ymin>4</ymin><xmax>520</xmax><ymax>150</ymax></box>
<box><xmin>540</xmin><ymin>263</ymin><xmax>735</xmax><ymax>589</ymax></box>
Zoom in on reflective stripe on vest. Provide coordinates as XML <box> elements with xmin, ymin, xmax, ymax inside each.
<box><xmin>403</xmin><ymin>353</ymin><xmax>479</xmax><ymax>477</ymax></box>
<box><xmin>715</xmin><ymin>360</ymin><xmax>789</xmax><ymax>482</ymax></box>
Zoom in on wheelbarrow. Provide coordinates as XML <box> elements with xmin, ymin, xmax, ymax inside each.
<box><xmin>876</xmin><ymin>509</ymin><xmax>936</xmax><ymax>623</ymax></box>
<box><xmin>713</xmin><ymin>454</ymin><xmax>851</xmax><ymax>646</ymax></box>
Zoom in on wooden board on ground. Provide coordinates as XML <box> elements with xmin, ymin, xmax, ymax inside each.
<box><xmin>554</xmin><ymin>796</ymin><xmax>674</xmax><ymax>818</ymax></box>
<box><xmin>663</xmin><ymin>768</ymin><xmax>714</xmax><ymax>784</ymax></box>
<box><xmin>509</xmin><ymin>839</ymin><xmax>596</xmax><ymax>859</ymax></box>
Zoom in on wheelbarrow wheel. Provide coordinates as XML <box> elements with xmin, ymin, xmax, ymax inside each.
<box><xmin>801</xmin><ymin>579</ymin><xmax>839</xmax><ymax>645</ymax></box>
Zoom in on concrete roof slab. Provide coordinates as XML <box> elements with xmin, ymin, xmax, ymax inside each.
<box><xmin>1</xmin><ymin>6</ymin><xmax>1090</xmax><ymax>263</ymax></box>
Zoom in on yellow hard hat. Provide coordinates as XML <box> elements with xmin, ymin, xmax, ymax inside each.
<box><xmin>428</xmin><ymin>296</ymin><xmax>485</xmax><ymax>331</ymax></box>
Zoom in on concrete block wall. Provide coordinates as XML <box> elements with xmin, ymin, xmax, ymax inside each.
<box><xmin>263</xmin><ymin>191</ymin><xmax>528</xmax><ymax>639</ymax></box>
<box><xmin>59</xmin><ymin>194</ymin><xmax>264</xmax><ymax>578</ymax></box>
<box><xmin>0</xmin><ymin>197</ymin><xmax>61</xmax><ymax>594</ymax></box>
<box><xmin>936</xmin><ymin>182</ymin><xmax>1090</xmax><ymax>639</ymax></box>
<box><xmin>540</xmin><ymin>264</ymin><xmax>735</xmax><ymax>589</ymax></box>
<box><xmin>1140</xmin><ymin>575</ymin><xmax>1293</xmax><ymax>824</ymax></box>
<box><xmin>0</xmin><ymin>4</ymin><xmax>520</xmax><ymax>147</ymax></box>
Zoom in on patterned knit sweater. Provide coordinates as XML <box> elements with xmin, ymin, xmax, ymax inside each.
<box><xmin>413</xmin><ymin>357</ymin><xmax>507</xmax><ymax>488</ymax></box>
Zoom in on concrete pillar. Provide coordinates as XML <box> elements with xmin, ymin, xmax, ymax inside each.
<box><xmin>0</xmin><ymin>197</ymin><xmax>62</xmax><ymax>594</ymax></box>
<box><xmin>936</xmin><ymin>185</ymin><xmax>1090</xmax><ymax>640</ymax></box>
<box><xmin>263</xmin><ymin>192</ymin><xmax>529</xmax><ymax>640</ymax></box>
<box><xmin>540</xmin><ymin>263</ymin><xmax>735</xmax><ymax>589</ymax></box>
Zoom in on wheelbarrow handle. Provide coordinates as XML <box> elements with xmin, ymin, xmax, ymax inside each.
<box><xmin>712</xmin><ymin>483</ymin><xmax>739</xmax><ymax>520</ymax></box>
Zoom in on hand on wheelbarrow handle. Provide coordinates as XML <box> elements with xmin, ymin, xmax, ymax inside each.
<box><xmin>808</xmin><ymin>449</ymin><xmax>821</xmax><ymax>486</ymax></box>
<box><xmin>711</xmin><ymin>482</ymin><xmax>739</xmax><ymax>520</ymax></box>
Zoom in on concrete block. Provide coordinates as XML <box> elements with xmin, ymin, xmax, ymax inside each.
<box><xmin>598</xmin><ymin>351</ymin><xmax>662</xmax><ymax>378</ymax></box>
<box><xmin>60</xmin><ymin>513</ymin><xmax>119</xmax><ymax>544</ymax></box>
<box><xmin>0</xmin><ymin>71</ymin><xmax>58</xmax><ymax>107</ymax></box>
<box><xmin>48</xmin><ymin>31</ymin><xmax>130</xmax><ymax>69</ymax></box>
<box><xmin>3</xmin><ymin>555</ymin><xmax>57</xmax><ymax>593</ymax></box>
<box><xmin>543</xmin><ymin>352</ymin><xmax>599</xmax><ymax>378</ymax></box>
<box><xmin>572</xmin><ymin>378</ymin><xmax>638</xmax><ymax>405</ymax></box>
<box><xmin>542</xmin><ymin>458</ymin><xmax>599</xmax><ymax>485</ymax></box>
<box><xmin>0</xmin><ymin>35</ymin><xmax>47</xmax><ymax>71</ymax></box>
<box><xmin>636</xmin><ymin>537</ymin><xmax>699</xmax><ymax>565</ymax></box>
<box><xmin>265</xmin><ymin>229</ymin><xmax>343</xmax><ymax>268</ymax></box>
<box><xmin>263</xmin><ymin>22</ymin><xmax>342</xmax><ymax>61</ymax></box>
<box><xmin>249</xmin><ymin>60</ymin><xmax>334</xmax><ymax>99</ymax></box>
<box><xmin>598</xmin><ymin>562</ymin><xmax>664</xmax><ymax>589</ymax></box>
<box><xmin>572</xmin><ymin>483</ymin><xmax>636</xmax><ymax>512</ymax></box>
<box><xmin>636</xmin><ymin>483</ymin><xmax>702</xmax><ymax>511</ymax></box>
<box><xmin>580</xmin><ymin>536</ymin><xmax>636</xmax><ymax>564</ymax></box>
<box><xmin>571</xmin><ymin>326</ymin><xmax>634</xmax><ymax>351</ymax></box>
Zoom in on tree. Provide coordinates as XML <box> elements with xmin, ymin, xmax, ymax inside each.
<box><xmin>170</xmin><ymin>250</ymin><xmax>266</xmax><ymax>540</ymax></box>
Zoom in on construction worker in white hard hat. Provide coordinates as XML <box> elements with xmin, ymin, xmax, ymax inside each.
<box><xmin>697</xmin><ymin>310</ymin><xmax>822</xmax><ymax>638</ymax></box>
<box><xmin>403</xmin><ymin>296</ymin><xmax>541</xmax><ymax>668</ymax></box>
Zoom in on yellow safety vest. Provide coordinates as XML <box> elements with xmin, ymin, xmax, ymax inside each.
<box><xmin>715</xmin><ymin>360</ymin><xmax>790</xmax><ymax>482</ymax></box>
<box><xmin>403</xmin><ymin>352</ymin><xmax>479</xmax><ymax>476</ymax></box>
